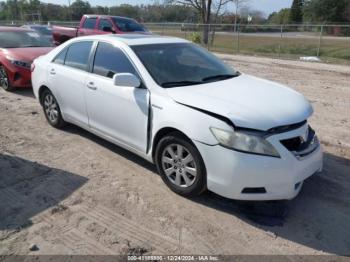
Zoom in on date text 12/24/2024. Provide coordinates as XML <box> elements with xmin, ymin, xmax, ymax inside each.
<box><xmin>127</xmin><ymin>255</ymin><xmax>220</xmax><ymax>261</ymax></box>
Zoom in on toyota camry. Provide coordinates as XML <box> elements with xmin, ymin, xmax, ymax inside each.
<box><xmin>31</xmin><ymin>34</ymin><xmax>323</xmax><ymax>200</ymax></box>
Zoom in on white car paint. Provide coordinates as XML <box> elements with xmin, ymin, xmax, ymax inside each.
<box><xmin>48</xmin><ymin>63</ymin><xmax>90</xmax><ymax>129</ymax></box>
<box><xmin>166</xmin><ymin>74</ymin><xmax>313</xmax><ymax>131</ymax></box>
<box><xmin>32</xmin><ymin>34</ymin><xmax>323</xmax><ymax>200</ymax></box>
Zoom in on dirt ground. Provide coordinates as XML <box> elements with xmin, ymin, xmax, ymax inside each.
<box><xmin>0</xmin><ymin>54</ymin><xmax>349</xmax><ymax>256</ymax></box>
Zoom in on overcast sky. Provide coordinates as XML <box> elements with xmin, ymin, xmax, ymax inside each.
<box><xmin>38</xmin><ymin>0</ymin><xmax>293</xmax><ymax>16</ymax></box>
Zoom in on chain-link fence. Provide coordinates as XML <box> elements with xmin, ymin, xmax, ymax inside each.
<box><xmin>0</xmin><ymin>20</ymin><xmax>79</xmax><ymax>27</ymax></box>
<box><xmin>1</xmin><ymin>20</ymin><xmax>349</xmax><ymax>64</ymax></box>
<box><xmin>145</xmin><ymin>23</ymin><xmax>350</xmax><ymax>64</ymax></box>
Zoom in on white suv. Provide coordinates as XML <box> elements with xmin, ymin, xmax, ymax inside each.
<box><xmin>32</xmin><ymin>34</ymin><xmax>323</xmax><ymax>200</ymax></box>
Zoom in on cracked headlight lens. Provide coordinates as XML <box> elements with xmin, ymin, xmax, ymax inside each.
<box><xmin>210</xmin><ymin>127</ymin><xmax>280</xmax><ymax>157</ymax></box>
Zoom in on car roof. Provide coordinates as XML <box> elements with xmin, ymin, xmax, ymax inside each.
<box><xmin>78</xmin><ymin>34</ymin><xmax>189</xmax><ymax>46</ymax></box>
<box><xmin>0</xmin><ymin>26</ymin><xmax>33</xmax><ymax>32</ymax></box>
<box><xmin>84</xmin><ymin>15</ymin><xmax>136</xmax><ymax>21</ymax></box>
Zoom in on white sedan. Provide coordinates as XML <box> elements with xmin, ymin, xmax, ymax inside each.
<box><xmin>32</xmin><ymin>34</ymin><xmax>323</xmax><ymax>200</ymax></box>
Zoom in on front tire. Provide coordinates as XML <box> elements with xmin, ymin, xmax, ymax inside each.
<box><xmin>155</xmin><ymin>132</ymin><xmax>207</xmax><ymax>197</ymax></box>
<box><xmin>41</xmin><ymin>89</ymin><xmax>66</xmax><ymax>128</ymax></box>
<box><xmin>0</xmin><ymin>65</ymin><xmax>14</xmax><ymax>91</ymax></box>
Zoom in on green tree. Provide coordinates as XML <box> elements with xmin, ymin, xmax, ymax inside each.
<box><xmin>344</xmin><ymin>4</ymin><xmax>350</xmax><ymax>22</ymax></box>
<box><xmin>70</xmin><ymin>0</ymin><xmax>91</xmax><ymax>20</ymax></box>
<box><xmin>161</xmin><ymin>4</ymin><xmax>195</xmax><ymax>22</ymax></box>
<box><xmin>5</xmin><ymin>0</ymin><xmax>20</xmax><ymax>20</ymax></box>
<box><xmin>92</xmin><ymin>5</ymin><xmax>109</xmax><ymax>15</ymax></box>
<box><xmin>0</xmin><ymin>2</ymin><xmax>6</xmax><ymax>19</ymax></box>
<box><xmin>289</xmin><ymin>0</ymin><xmax>303</xmax><ymax>23</ymax></box>
<box><xmin>41</xmin><ymin>3</ymin><xmax>69</xmax><ymax>21</ymax></box>
<box><xmin>20</xmin><ymin>0</ymin><xmax>43</xmax><ymax>21</ymax></box>
<box><xmin>109</xmin><ymin>4</ymin><xmax>140</xmax><ymax>19</ymax></box>
<box><xmin>303</xmin><ymin>0</ymin><xmax>350</xmax><ymax>22</ymax></box>
<box><xmin>267</xmin><ymin>8</ymin><xmax>291</xmax><ymax>24</ymax></box>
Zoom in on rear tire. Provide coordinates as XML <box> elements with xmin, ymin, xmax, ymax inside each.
<box><xmin>155</xmin><ymin>132</ymin><xmax>207</xmax><ymax>197</ymax></box>
<box><xmin>0</xmin><ymin>65</ymin><xmax>14</xmax><ymax>91</ymax></box>
<box><xmin>41</xmin><ymin>89</ymin><xmax>66</xmax><ymax>128</ymax></box>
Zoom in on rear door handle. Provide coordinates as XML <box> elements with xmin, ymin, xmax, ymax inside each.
<box><xmin>49</xmin><ymin>69</ymin><xmax>56</xmax><ymax>75</ymax></box>
<box><xmin>87</xmin><ymin>82</ymin><xmax>97</xmax><ymax>90</ymax></box>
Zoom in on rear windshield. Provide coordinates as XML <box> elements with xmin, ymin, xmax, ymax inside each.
<box><xmin>32</xmin><ymin>26</ymin><xmax>52</xmax><ymax>36</ymax></box>
<box><xmin>112</xmin><ymin>17</ymin><xmax>147</xmax><ymax>32</ymax></box>
<box><xmin>0</xmin><ymin>31</ymin><xmax>53</xmax><ymax>48</ymax></box>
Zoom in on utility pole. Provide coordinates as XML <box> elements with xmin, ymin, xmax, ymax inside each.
<box><xmin>317</xmin><ymin>25</ymin><xmax>324</xmax><ymax>57</ymax></box>
<box><xmin>233</xmin><ymin>0</ymin><xmax>239</xmax><ymax>33</ymax></box>
<box><xmin>67</xmin><ymin>0</ymin><xmax>71</xmax><ymax>20</ymax></box>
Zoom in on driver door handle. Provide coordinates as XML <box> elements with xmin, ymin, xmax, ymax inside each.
<box><xmin>49</xmin><ymin>69</ymin><xmax>56</xmax><ymax>75</ymax></box>
<box><xmin>87</xmin><ymin>82</ymin><xmax>97</xmax><ymax>90</ymax></box>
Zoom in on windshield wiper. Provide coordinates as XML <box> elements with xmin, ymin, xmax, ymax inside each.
<box><xmin>202</xmin><ymin>73</ymin><xmax>240</xmax><ymax>82</ymax></box>
<box><xmin>161</xmin><ymin>80</ymin><xmax>203</xmax><ymax>88</ymax></box>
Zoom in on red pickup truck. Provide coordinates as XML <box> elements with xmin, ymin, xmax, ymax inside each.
<box><xmin>52</xmin><ymin>15</ymin><xmax>149</xmax><ymax>45</ymax></box>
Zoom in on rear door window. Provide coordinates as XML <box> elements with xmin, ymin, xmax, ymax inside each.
<box><xmin>83</xmin><ymin>18</ymin><xmax>97</xmax><ymax>29</ymax></box>
<box><xmin>65</xmin><ymin>41</ymin><xmax>93</xmax><ymax>71</ymax></box>
<box><xmin>98</xmin><ymin>19</ymin><xmax>113</xmax><ymax>31</ymax></box>
<box><xmin>52</xmin><ymin>48</ymin><xmax>68</xmax><ymax>64</ymax></box>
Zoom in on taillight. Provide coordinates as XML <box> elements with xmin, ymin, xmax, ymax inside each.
<box><xmin>31</xmin><ymin>63</ymin><xmax>35</xmax><ymax>72</ymax></box>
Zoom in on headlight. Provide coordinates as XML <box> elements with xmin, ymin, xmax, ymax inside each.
<box><xmin>210</xmin><ymin>127</ymin><xmax>280</xmax><ymax>157</ymax></box>
<box><xmin>6</xmin><ymin>56</ymin><xmax>31</xmax><ymax>69</ymax></box>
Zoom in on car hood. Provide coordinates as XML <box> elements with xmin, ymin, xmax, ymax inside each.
<box><xmin>165</xmin><ymin>74</ymin><xmax>313</xmax><ymax>131</ymax></box>
<box><xmin>3</xmin><ymin>47</ymin><xmax>53</xmax><ymax>62</ymax></box>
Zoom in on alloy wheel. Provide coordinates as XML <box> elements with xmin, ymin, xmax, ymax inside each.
<box><xmin>44</xmin><ymin>93</ymin><xmax>59</xmax><ymax>123</ymax></box>
<box><xmin>161</xmin><ymin>143</ymin><xmax>197</xmax><ymax>188</ymax></box>
<box><xmin>0</xmin><ymin>67</ymin><xmax>9</xmax><ymax>89</ymax></box>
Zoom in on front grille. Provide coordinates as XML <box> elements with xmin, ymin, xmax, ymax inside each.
<box><xmin>280</xmin><ymin>126</ymin><xmax>319</xmax><ymax>159</ymax></box>
<box><xmin>281</xmin><ymin>136</ymin><xmax>303</xmax><ymax>151</ymax></box>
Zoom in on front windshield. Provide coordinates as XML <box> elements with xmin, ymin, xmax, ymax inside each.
<box><xmin>0</xmin><ymin>31</ymin><xmax>53</xmax><ymax>48</ymax></box>
<box><xmin>131</xmin><ymin>43</ymin><xmax>239</xmax><ymax>88</ymax></box>
<box><xmin>113</xmin><ymin>17</ymin><xmax>147</xmax><ymax>32</ymax></box>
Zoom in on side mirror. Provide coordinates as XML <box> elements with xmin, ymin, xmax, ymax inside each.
<box><xmin>113</xmin><ymin>73</ymin><xmax>141</xmax><ymax>88</ymax></box>
<box><xmin>102</xmin><ymin>26</ymin><xmax>114</xmax><ymax>33</ymax></box>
